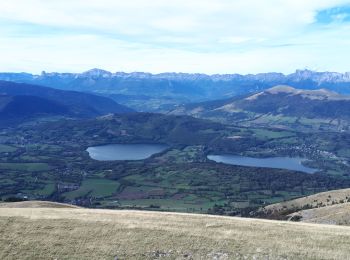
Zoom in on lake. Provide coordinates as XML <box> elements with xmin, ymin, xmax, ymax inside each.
<box><xmin>87</xmin><ymin>144</ymin><xmax>169</xmax><ymax>161</ymax></box>
<box><xmin>207</xmin><ymin>155</ymin><xmax>318</xmax><ymax>173</ymax></box>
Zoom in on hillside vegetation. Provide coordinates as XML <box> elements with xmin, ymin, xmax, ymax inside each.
<box><xmin>0</xmin><ymin>81</ymin><xmax>133</xmax><ymax>123</ymax></box>
<box><xmin>0</xmin><ymin>95</ymin><xmax>70</xmax><ymax>125</ymax></box>
<box><xmin>1</xmin><ymin>202</ymin><xmax>350</xmax><ymax>259</ymax></box>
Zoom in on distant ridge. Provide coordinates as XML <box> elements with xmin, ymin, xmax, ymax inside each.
<box><xmin>6</xmin><ymin>68</ymin><xmax>350</xmax><ymax>83</ymax></box>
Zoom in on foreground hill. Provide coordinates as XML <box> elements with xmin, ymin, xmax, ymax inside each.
<box><xmin>1</xmin><ymin>202</ymin><xmax>350</xmax><ymax>259</ymax></box>
<box><xmin>0</xmin><ymin>81</ymin><xmax>133</xmax><ymax>119</ymax></box>
<box><xmin>171</xmin><ymin>85</ymin><xmax>350</xmax><ymax>132</ymax></box>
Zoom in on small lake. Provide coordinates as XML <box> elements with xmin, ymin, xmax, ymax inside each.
<box><xmin>207</xmin><ymin>155</ymin><xmax>318</xmax><ymax>173</ymax></box>
<box><xmin>87</xmin><ymin>144</ymin><xmax>169</xmax><ymax>161</ymax></box>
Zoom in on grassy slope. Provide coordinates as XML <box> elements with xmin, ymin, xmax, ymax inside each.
<box><xmin>257</xmin><ymin>188</ymin><xmax>350</xmax><ymax>226</ymax></box>
<box><xmin>289</xmin><ymin>202</ymin><xmax>350</xmax><ymax>225</ymax></box>
<box><xmin>1</xmin><ymin>202</ymin><xmax>350</xmax><ymax>259</ymax></box>
<box><xmin>263</xmin><ymin>188</ymin><xmax>350</xmax><ymax>213</ymax></box>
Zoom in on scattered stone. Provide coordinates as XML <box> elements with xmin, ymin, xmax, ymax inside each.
<box><xmin>207</xmin><ymin>251</ymin><xmax>229</xmax><ymax>260</ymax></box>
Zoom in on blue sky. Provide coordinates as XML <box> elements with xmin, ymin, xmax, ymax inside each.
<box><xmin>0</xmin><ymin>0</ymin><xmax>350</xmax><ymax>74</ymax></box>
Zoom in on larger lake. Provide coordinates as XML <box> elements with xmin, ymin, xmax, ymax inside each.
<box><xmin>207</xmin><ymin>155</ymin><xmax>318</xmax><ymax>173</ymax></box>
<box><xmin>87</xmin><ymin>144</ymin><xmax>169</xmax><ymax>161</ymax></box>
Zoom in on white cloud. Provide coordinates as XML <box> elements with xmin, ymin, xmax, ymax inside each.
<box><xmin>0</xmin><ymin>0</ymin><xmax>350</xmax><ymax>73</ymax></box>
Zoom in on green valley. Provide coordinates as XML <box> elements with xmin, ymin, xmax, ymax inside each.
<box><xmin>1</xmin><ymin>113</ymin><xmax>350</xmax><ymax>216</ymax></box>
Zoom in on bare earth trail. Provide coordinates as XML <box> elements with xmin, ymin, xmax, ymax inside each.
<box><xmin>0</xmin><ymin>201</ymin><xmax>350</xmax><ymax>259</ymax></box>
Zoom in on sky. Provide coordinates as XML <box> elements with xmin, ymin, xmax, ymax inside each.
<box><xmin>1</xmin><ymin>0</ymin><xmax>350</xmax><ymax>74</ymax></box>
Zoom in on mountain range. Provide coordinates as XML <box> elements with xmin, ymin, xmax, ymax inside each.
<box><xmin>2</xmin><ymin>69</ymin><xmax>350</xmax><ymax>111</ymax></box>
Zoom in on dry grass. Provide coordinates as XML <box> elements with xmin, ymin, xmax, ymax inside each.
<box><xmin>289</xmin><ymin>202</ymin><xmax>350</xmax><ymax>226</ymax></box>
<box><xmin>263</xmin><ymin>188</ymin><xmax>350</xmax><ymax>213</ymax></box>
<box><xmin>0</xmin><ymin>202</ymin><xmax>350</xmax><ymax>259</ymax></box>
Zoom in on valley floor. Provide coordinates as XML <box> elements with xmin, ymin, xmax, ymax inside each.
<box><xmin>0</xmin><ymin>202</ymin><xmax>350</xmax><ymax>259</ymax></box>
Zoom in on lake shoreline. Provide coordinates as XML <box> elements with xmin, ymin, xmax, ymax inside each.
<box><xmin>87</xmin><ymin>143</ymin><xmax>169</xmax><ymax>161</ymax></box>
<box><xmin>207</xmin><ymin>154</ymin><xmax>318</xmax><ymax>174</ymax></box>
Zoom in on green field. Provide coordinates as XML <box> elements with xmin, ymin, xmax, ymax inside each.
<box><xmin>252</xmin><ymin>128</ymin><xmax>295</xmax><ymax>139</ymax></box>
<box><xmin>337</xmin><ymin>148</ymin><xmax>350</xmax><ymax>157</ymax></box>
<box><xmin>63</xmin><ymin>179</ymin><xmax>120</xmax><ymax>200</ymax></box>
<box><xmin>0</xmin><ymin>144</ymin><xmax>16</xmax><ymax>153</ymax></box>
<box><xmin>0</xmin><ymin>163</ymin><xmax>50</xmax><ymax>172</ymax></box>
<box><xmin>34</xmin><ymin>183</ymin><xmax>56</xmax><ymax>196</ymax></box>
